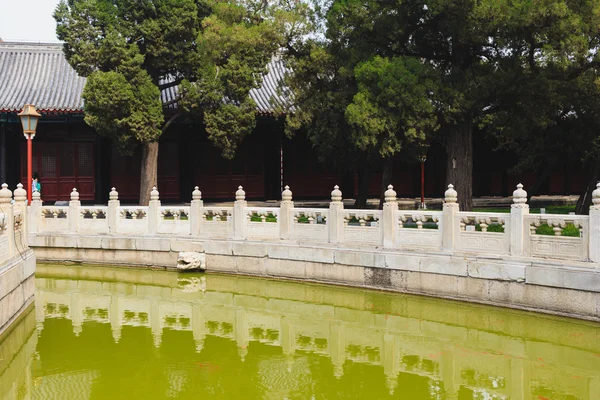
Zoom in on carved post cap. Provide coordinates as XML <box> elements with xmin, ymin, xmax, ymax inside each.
<box><xmin>444</xmin><ymin>184</ymin><xmax>457</xmax><ymax>203</ymax></box>
<box><xmin>384</xmin><ymin>184</ymin><xmax>397</xmax><ymax>202</ymax></box>
<box><xmin>70</xmin><ymin>188</ymin><xmax>80</xmax><ymax>201</ymax></box>
<box><xmin>192</xmin><ymin>186</ymin><xmax>202</xmax><ymax>201</ymax></box>
<box><xmin>150</xmin><ymin>186</ymin><xmax>160</xmax><ymax>201</ymax></box>
<box><xmin>282</xmin><ymin>185</ymin><xmax>293</xmax><ymax>202</ymax></box>
<box><xmin>0</xmin><ymin>183</ymin><xmax>12</xmax><ymax>204</ymax></box>
<box><xmin>32</xmin><ymin>190</ymin><xmax>41</xmax><ymax>202</ymax></box>
<box><xmin>235</xmin><ymin>186</ymin><xmax>246</xmax><ymax>201</ymax></box>
<box><xmin>14</xmin><ymin>183</ymin><xmax>27</xmax><ymax>202</ymax></box>
<box><xmin>109</xmin><ymin>187</ymin><xmax>119</xmax><ymax>201</ymax></box>
<box><xmin>331</xmin><ymin>185</ymin><xmax>342</xmax><ymax>202</ymax></box>
<box><xmin>512</xmin><ymin>183</ymin><xmax>527</xmax><ymax>205</ymax></box>
<box><xmin>592</xmin><ymin>182</ymin><xmax>600</xmax><ymax>206</ymax></box>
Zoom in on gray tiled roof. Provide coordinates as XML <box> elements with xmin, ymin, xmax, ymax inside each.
<box><xmin>0</xmin><ymin>42</ymin><xmax>288</xmax><ymax>115</ymax></box>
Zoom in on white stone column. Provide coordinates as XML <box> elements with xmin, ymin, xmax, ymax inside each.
<box><xmin>382</xmin><ymin>333</ymin><xmax>399</xmax><ymax>395</ymax></box>
<box><xmin>13</xmin><ymin>183</ymin><xmax>28</xmax><ymax>248</ymax></box>
<box><xmin>148</xmin><ymin>186</ymin><xmax>160</xmax><ymax>235</ymax></box>
<box><xmin>382</xmin><ymin>185</ymin><xmax>398</xmax><ymax>248</ymax></box>
<box><xmin>589</xmin><ymin>183</ymin><xmax>600</xmax><ymax>263</ymax></box>
<box><xmin>29</xmin><ymin>190</ymin><xmax>42</xmax><ymax>234</ymax></box>
<box><xmin>190</xmin><ymin>186</ymin><xmax>203</xmax><ymax>237</ymax></box>
<box><xmin>329</xmin><ymin>185</ymin><xmax>344</xmax><ymax>243</ymax></box>
<box><xmin>442</xmin><ymin>184</ymin><xmax>459</xmax><ymax>251</ymax></box>
<box><xmin>192</xmin><ymin>303</ymin><xmax>205</xmax><ymax>353</ymax></box>
<box><xmin>109</xmin><ymin>294</ymin><xmax>121</xmax><ymax>343</ymax></box>
<box><xmin>107</xmin><ymin>187</ymin><xmax>119</xmax><ymax>234</ymax></box>
<box><xmin>280</xmin><ymin>185</ymin><xmax>293</xmax><ymax>239</ymax></box>
<box><xmin>235</xmin><ymin>308</ymin><xmax>249</xmax><ymax>362</ymax></box>
<box><xmin>68</xmin><ymin>188</ymin><xmax>80</xmax><ymax>233</ymax></box>
<box><xmin>510</xmin><ymin>183</ymin><xmax>529</xmax><ymax>256</ymax></box>
<box><xmin>233</xmin><ymin>186</ymin><xmax>247</xmax><ymax>240</ymax></box>
<box><xmin>0</xmin><ymin>183</ymin><xmax>14</xmax><ymax>258</ymax></box>
<box><xmin>329</xmin><ymin>322</ymin><xmax>346</xmax><ymax>379</ymax></box>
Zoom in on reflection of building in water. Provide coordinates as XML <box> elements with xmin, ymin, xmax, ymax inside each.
<box><xmin>33</xmin><ymin>275</ymin><xmax>600</xmax><ymax>400</ymax></box>
<box><xmin>0</xmin><ymin>307</ymin><xmax>37</xmax><ymax>400</ymax></box>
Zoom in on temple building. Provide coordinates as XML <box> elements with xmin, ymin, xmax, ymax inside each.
<box><xmin>0</xmin><ymin>42</ymin><xmax>583</xmax><ymax>203</ymax></box>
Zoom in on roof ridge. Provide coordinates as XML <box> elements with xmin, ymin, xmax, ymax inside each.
<box><xmin>0</xmin><ymin>42</ymin><xmax>63</xmax><ymax>53</ymax></box>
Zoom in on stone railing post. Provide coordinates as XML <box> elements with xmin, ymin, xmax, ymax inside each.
<box><xmin>280</xmin><ymin>185</ymin><xmax>293</xmax><ymax>239</ymax></box>
<box><xmin>0</xmin><ymin>183</ymin><xmax>14</xmax><ymax>258</ymax></box>
<box><xmin>107</xmin><ymin>187</ymin><xmax>119</xmax><ymax>234</ymax></box>
<box><xmin>233</xmin><ymin>186</ymin><xmax>247</xmax><ymax>240</ymax></box>
<box><xmin>442</xmin><ymin>184</ymin><xmax>459</xmax><ymax>251</ymax></box>
<box><xmin>13</xmin><ymin>183</ymin><xmax>28</xmax><ymax>248</ymax></box>
<box><xmin>69</xmin><ymin>188</ymin><xmax>80</xmax><ymax>233</ymax></box>
<box><xmin>190</xmin><ymin>186</ymin><xmax>203</xmax><ymax>236</ymax></box>
<box><xmin>29</xmin><ymin>190</ymin><xmax>42</xmax><ymax>234</ymax></box>
<box><xmin>382</xmin><ymin>185</ymin><xmax>397</xmax><ymax>248</ymax></box>
<box><xmin>329</xmin><ymin>185</ymin><xmax>344</xmax><ymax>243</ymax></box>
<box><xmin>510</xmin><ymin>183</ymin><xmax>529</xmax><ymax>256</ymax></box>
<box><xmin>589</xmin><ymin>183</ymin><xmax>600</xmax><ymax>263</ymax></box>
<box><xmin>148</xmin><ymin>186</ymin><xmax>160</xmax><ymax>235</ymax></box>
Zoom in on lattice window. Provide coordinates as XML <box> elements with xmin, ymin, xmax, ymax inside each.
<box><xmin>60</xmin><ymin>144</ymin><xmax>75</xmax><ymax>177</ymax></box>
<box><xmin>78</xmin><ymin>143</ymin><xmax>94</xmax><ymax>177</ymax></box>
<box><xmin>41</xmin><ymin>146</ymin><xmax>56</xmax><ymax>177</ymax></box>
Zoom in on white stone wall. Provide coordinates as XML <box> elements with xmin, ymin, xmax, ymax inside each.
<box><xmin>0</xmin><ymin>183</ymin><xmax>35</xmax><ymax>336</ymax></box>
<box><xmin>27</xmin><ymin>182</ymin><xmax>600</xmax><ymax>320</ymax></box>
<box><xmin>29</xmin><ymin>182</ymin><xmax>600</xmax><ymax>265</ymax></box>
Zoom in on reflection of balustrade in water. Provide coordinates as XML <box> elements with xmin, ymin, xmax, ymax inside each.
<box><xmin>29</xmin><ymin>265</ymin><xmax>600</xmax><ymax>399</ymax></box>
<box><xmin>27</xmin><ymin>182</ymin><xmax>600</xmax><ymax>266</ymax></box>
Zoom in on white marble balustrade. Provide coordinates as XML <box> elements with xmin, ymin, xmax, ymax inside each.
<box><xmin>0</xmin><ymin>183</ymin><xmax>30</xmax><ymax>264</ymax></box>
<box><xmin>25</xmin><ymin>181</ymin><xmax>600</xmax><ymax>265</ymax></box>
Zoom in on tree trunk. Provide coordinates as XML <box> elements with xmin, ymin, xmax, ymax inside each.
<box><xmin>354</xmin><ymin>163</ymin><xmax>370</xmax><ymax>209</ymax></box>
<box><xmin>445</xmin><ymin>119</ymin><xmax>473</xmax><ymax>211</ymax></box>
<box><xmin>139</xmin><ymin>141</ymin><xmax>159</xmax><ymax>206</ymax></box>
<box><xmin>575</xmin><ymin>157</ymin><xmax>600</xmax><ymax>215</ymax></box>
<box><xmin>378</xmin><ymin>158</ymin><xmax>394</xmax><ymax>210</ymax></box>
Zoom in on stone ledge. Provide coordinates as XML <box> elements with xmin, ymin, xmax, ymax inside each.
<box><xmin>527</xmin><ymin>264</ymin><xmax>600</xmax><ymax>292</ymax></box>
<box><xmin>28</xmin><ymin>232</ymin><xmax>600</xmax><ymax>320</ymax></box>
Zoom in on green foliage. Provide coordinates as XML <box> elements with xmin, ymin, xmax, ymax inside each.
<box><xmin>55</xmin><ymin>0</ymin><xmax>302</xmax><ymax>158</ymax></box>
<box><xmin>562</xmin><ymin>224</ymin><xmax>581</xmax><ymax>237</ymax></box>
<box><xmin>536</xmin><ymin>224</ymin><xmax>555</xmax><ymax>236</ymax></box>
<box><xmin>346</xmin><ymin>56</ymin><xmax>439</xmax><ymax>158</ymax></box>
<box><xmin>475</xmin><ymin>224</ymin><xmax>505</xmax><ymax>233</ymax></box>
<box><xmin>535</xmin><ymin>223</ymin><xmax>580</xmax><ymax>236</ymax></box>
<box><xmin>250</xmin><ymin>213</ymin><xmax>277</xmax><ymax>223</ymax></box>
<box><xmin>283</xmin><ymin>0</ymin><xmax>600</xmax><ymax>203</ymax></box>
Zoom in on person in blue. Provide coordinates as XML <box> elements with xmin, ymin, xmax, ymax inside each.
<box><xmin>32</xmin><ymin>172</ymin><xmax>41</xmax><ymax>194</ymax></box>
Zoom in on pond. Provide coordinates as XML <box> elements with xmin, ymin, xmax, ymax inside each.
<box><xmin>1</xmin><ymin>263</ymin><xmax>599</xmax><ymax>399</ymax></box>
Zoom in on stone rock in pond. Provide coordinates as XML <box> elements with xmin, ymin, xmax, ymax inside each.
<box><xmin>177</xmin><ymin>252</ymin><xmax>206</xmax><ymax>271</ymax></box>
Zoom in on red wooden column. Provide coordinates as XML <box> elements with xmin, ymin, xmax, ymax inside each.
<box><xmin>27</xmin><ymin>135</ymin><xmax>32</xmax><ymax>205</ymax></box>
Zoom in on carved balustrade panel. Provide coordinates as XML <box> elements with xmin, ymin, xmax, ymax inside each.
<box><xmin>290</xmin><ymin>208</ymin><xmax>329</xmax><ymax>242</ymax></box>
<box><xmin>40</xmin><ymin>206</ymin><xmax>69</xmax><ymax>232</ymax></box>
<box><xmin>158</xmin><ymin>207</ymin><xmax>191</xmax><ymax>235</ymax></box>
<box><xmin>117</xmin><ymin>207</ymin><xmax>149</xmax><ymax>235</ymax></box>
<box><xmin>246</xmin><ymin>207</ymin><xmax>280</xmax><ymax>240</ymax></box>
<box><xmin>456</xmin><ymin>212</ymin><xmax>509</xmax><ymax>254</ymax></box>
<box><xmin>0</xmin><ymin>212</ymin><xmax>8</xmax><ymax>264</ymax></box>
<box><xmin>201</xmin><ymin>207</ymin><xmax>233</xmax><ymax>239</ymax></box>
<box><xmin>343</xmin><ymin>210</ymin><xmax>383</xmax><ymax>245</ymax></box>
<box><xmin>79</xmin><ymin>206</ymin><xmax>109</xmax><ymax>234</ymax></box>
<box><xmin>527</xmin><ymin>215</ymin><xmax>589</xmax><ymax>262</ymax></box>
<box><xmin>395</xmin><ymin>211</ymin><xmax>442</xmax><ymax>250</ymax></box>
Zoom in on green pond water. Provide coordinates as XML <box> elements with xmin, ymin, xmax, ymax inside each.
<box><xmin>1</xmin><ymin>264</ymin><xmax>600</xmax><ymax>400</ymax></box>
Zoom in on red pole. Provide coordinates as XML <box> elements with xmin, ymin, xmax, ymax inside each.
<box><xmin>420</xmin><ymin>160</ymin><xmax>425</xmax><ymax>209</ymax></box>
<box><xmin>27</xmin><ymin>135</ymin><xmax>32</xmax><ymax>205</ymax></box>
